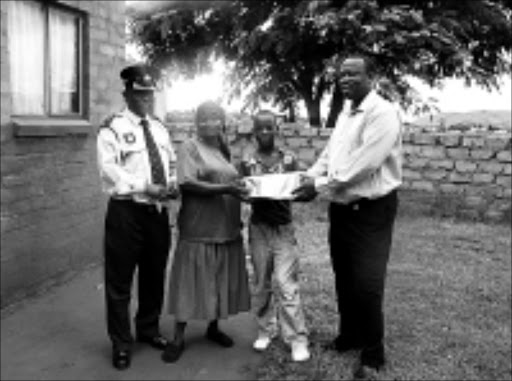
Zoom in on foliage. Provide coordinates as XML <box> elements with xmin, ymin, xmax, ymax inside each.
<box><xmin>129</xmin><ymin>0</ymin><xmax>512</xmax><ymax>127</ymax></box>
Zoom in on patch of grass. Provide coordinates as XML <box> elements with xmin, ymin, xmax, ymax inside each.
<box><xmin>249</xmin><ymin>207</ymin><xmax>512</xmax><ymax>381</ymax></box>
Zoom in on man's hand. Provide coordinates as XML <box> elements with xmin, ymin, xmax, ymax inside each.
<box><xmin>291</xmin><ymin>175</ymin><xmax>318</xmax><ymax>202</ymax></box>
<box><xmin>145</xmin><ymin>183</ymin><xmax>172</xmax><ymax>201</ymax></box>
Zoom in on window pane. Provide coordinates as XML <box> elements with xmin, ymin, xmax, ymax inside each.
<box><xmin>49</xmin><ymin>8</ymin><xmax>80</xmax><ymax>115</ymax></box>
<box><xmin>8</xmin><ymin>1</ymin><xmax>45</xmax><ymax>115</ymax></box>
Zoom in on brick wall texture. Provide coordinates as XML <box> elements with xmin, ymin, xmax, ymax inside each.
<box><xmin>1</xmin><ymin>1</ymin><xmax>126</xmax><ymax>308</ymax></box>
<box><xmin>168</xmin><ymin>122</ymin><xmax>511</xmax><ymax>224</ymax></box>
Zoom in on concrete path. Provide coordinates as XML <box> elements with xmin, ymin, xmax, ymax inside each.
<box><xmin>1</xmin><ymin>265</ymin><xmax>260</xmax><ymax>380</ymax></box>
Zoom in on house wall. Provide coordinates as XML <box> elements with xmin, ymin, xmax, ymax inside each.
<box><xmin>0</xmin><ymin>0</ymin><xmax>126</xmax><ymax>308</ymax></box>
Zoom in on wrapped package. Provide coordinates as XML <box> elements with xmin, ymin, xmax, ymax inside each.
<box><xmin>243</xmin><ymin>172</ymin><xmax>303</xmax><ymax>200</ymax></box>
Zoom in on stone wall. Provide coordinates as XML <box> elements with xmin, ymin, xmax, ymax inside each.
<box><xmin>400</xmin><ymin>130</ymin><xmax>511</xmax><ymax>223</ymax></box>
<box><xmin>1</xmin><ymin>1</ymin><xmax>126</xmax><ymax>308</ymax></box>
<box><xmin>167</xmin><ymin>122</ymin><xmax>511</xmax><ymax>223</ymax></box>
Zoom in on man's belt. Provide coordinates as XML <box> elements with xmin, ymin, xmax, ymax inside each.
<box><xmin>343</xmin><ymin>189</ymin><xmax>397</xmax><ymax>211</ymax></box>
<box><xmin>111</xmin><ymin>197</ymin><xmax>168</xmax><ymax>213</ymax></box>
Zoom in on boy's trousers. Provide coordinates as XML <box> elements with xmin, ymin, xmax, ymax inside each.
<box><xmin>248</xmin><ymin>222</ymin><xmax>308</xmax><ymax>345</ymax></box>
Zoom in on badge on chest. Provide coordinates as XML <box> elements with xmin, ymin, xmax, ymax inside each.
<box><xmin>123</xmin><ymin>132</ymin><xmax>136</xmax><ymax>144</ymax></box>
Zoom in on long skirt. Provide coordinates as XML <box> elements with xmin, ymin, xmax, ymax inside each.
<box><xmin>167</xmin><ymin>236</ymin><xmax>251</xmax><ymax>321</ymax></box>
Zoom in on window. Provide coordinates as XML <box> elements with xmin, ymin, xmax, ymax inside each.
<box><xmin>8</xmin><ymin>1</ymin><xmax>84</xmax><ymax>117</ymax></box>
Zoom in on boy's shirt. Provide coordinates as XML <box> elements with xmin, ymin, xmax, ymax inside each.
<box><xmin>240</xmin><ymin>148</ymin><xmax>298</xmax><ymax>226</ymax></box>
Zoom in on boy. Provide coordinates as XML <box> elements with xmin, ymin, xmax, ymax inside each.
<box><xmin>239</xmin><ymin>110</ymin><xmax>310</xmax><ymax>362</ymax></box>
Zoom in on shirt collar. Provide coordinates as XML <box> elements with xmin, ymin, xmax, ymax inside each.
<box><xmin>123</xmin><ymin>108</ymin><xmax>148</xmax><ymax>126</ymax></box>
<box><xmin>346</xmin><ymin>90</ymin><xmax>378</xmax><ymax>116</ymax></box>
<box><xmin>253</xmin><ymin>147</ymin><xmax>283</xmax><ymax>161</ymax></box>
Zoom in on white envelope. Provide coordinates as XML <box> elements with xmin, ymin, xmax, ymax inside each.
<box><xmin>243</xmin><ymin>172</ymin><xmax>303</xmax><ymax>200</ymax></box>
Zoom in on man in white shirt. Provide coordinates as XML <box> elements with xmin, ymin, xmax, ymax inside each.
<box><xmin>97</xmin><ymin>64</ymin><xmax>178</xmax><ymax>370</ymax></box>
<box><xmin>292</xmin><ymin>55</ymin><xmax>402</xmax><ymax>380</ymax></box>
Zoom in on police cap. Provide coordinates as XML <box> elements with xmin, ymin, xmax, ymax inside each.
<box><xmin>120</xmin><ymin>64</ymin><xmax>156</xmax><ymax>91</ymax></box>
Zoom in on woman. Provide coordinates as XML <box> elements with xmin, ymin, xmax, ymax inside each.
<box><xmin>162</xmin><ymin>101</ymin><xmax>251</xmax><ymax>363</ymax></box>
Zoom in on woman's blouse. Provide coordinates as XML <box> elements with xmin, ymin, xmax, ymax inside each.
<box><xmin>177</xmin><ymin>138</ymin><xmax>242</xmax><ymax>242</ymax></box>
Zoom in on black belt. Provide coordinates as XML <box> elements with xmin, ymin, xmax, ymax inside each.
<box><xmin>339</xmin><ymin>190</ymin><xmax>397</xmax><ymax>211</ymax></box>
<box><xmin>110</xmin><ymin>198</ymin><xmax>167</xmax><ymax>213</ymax></box>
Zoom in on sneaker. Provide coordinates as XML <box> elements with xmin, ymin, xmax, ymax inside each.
<box><xmin>291</xmin><ymin>342</ymin><xmax>310</xmax><ymax>362</ymax></box>
<box><xmin>253</xmin><ymin>334</ymin><xmax>273</xmax><ymax>351</ymax></box>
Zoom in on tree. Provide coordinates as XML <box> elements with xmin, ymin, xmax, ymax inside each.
<box><xmin>129</xmin><ymin>0</ymin><xmax>511</xmax><ymax>127</ymax></box>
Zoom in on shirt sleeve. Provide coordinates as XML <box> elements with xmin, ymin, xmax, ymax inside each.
<box><xmin>305</xmin><ymin>141</ymin><xmax>331</xmax><ymax>190</ymax></box>
<box><xmin>97</xmin><ymin>127</ymin><xmax>147</xmax><ymax>195</ymax></box>
<box><xmin>306</xmin><ymin>142</ymin><xmax>329</xmax><ymax>178</ymax></box>
<box><xmin>328</xmin><ymin>109</ymin><xmax>401</xmax><ymax>188</ymax></box>
<box><xmin>177</xmin><ymin>140</ymin><xmax>201</xmax><ymax>184</ymax></box>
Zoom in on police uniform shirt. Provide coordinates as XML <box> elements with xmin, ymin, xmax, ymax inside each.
<box><xmin>97</xmin><ymin>108</ymin><xmax>177</xmax><ymax>204</ymax></box>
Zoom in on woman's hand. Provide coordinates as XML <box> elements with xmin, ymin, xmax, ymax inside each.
<box><xmin>163</xmin><ymin>177</ymin><xmax>180</xmax><ymax>200</ymax></box>
<box><xmin>225</xmin><ymin>180</ymin><xmax>250</xmax><ymax>201</ymax></box>
<box><xmin>146</xmin><ymin>182</ymin><xmax>179</xmax><ymax>201</ymax></box>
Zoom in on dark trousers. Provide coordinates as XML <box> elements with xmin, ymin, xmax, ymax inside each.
<box><xmin>104</xmin><ymin>199</ymin><xmax>170</xmax><ymax>351</ymax></box>
<box><xmin>328</xmin><ymin>190</ymin><xmax>398</xmax><ymax>367</ymax></box>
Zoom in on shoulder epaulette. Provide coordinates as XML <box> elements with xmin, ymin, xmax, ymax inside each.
<box><xmin>98</xmin><ymin>113</ymin><xmax>123</xmax><ymax>140</ymax></box>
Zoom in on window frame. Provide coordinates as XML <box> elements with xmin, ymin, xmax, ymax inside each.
<box><xmin>10</xmin><ymin>0</ymin><xmax>90</xmax><ymax>137</ymax></box>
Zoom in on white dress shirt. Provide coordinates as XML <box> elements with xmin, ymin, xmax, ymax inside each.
<box><xmin>97</xmin><ymin>108</ymin><xmax>177</xmax><ymax>204</ymax></box>
<box><xmin>306</xmin><ymin>90</ymin><xmax>402</xmax><ymax>204</ymax></box>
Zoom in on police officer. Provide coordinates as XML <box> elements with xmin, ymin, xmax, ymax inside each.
<box><xmin>97</xmin><ymin>64</ymin><xmax>178</xmax><ymax>370</ymax></box>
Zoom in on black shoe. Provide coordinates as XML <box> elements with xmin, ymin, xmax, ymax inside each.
<box><xmin>206</xmin><ymin>328</ymin><xmax>234</xmax><ymax>347</ymax></box>
<box><xmin>112</xmin><ymin>349</ymin><xmax>131</xmax><ymax>370</ymax></box>
<box><xmin>353</xmin><ymin>364</ymin><xmax>380</xmax><ymax>380</ymax></box>
<box><xmin>137</xmin><ymin>334</ymin><xmax>169</xmax><ymax>350</ymax></box>
<box><xmin>322</xmin><ymin>336</ymin><xmax>362</xmax><ymax>353</ymax></box>
<box><xmin>360</xmin><ymin>344</ymin><xmax>385</xmax><ymax>369</ymax></box>
<box><xmin>161</xmin><ymin>340</ymin><xmax>185</xmax><ymax>363</ymax></box>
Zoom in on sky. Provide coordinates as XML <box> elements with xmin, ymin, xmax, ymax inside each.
<box><xmin>407</xmin><ymin>76</ymin><xmax>511</xmax><ymax>113</ymax></box>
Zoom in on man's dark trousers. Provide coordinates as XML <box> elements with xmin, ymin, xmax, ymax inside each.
<box><xmin>104</xmin><ymin>199</ymin><xmax>170</xmax><ymax>351</ymax></box>
<box><xmin>328</xmin><ymin>190</ymin><xmax>398</xmax><ymax>367</ymax></box>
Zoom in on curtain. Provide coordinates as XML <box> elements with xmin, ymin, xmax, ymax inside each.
<box><xmin>8</xmin><ymin>1</ymin><xmax>45</xmax><ymax>115</ymax></box>
<box><xmin>49</xmin><ymin>8</ymin><xmax>79</xmax><ymax>115</ymax></box>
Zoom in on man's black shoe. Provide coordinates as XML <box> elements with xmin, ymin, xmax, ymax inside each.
<box><xmin>137</xmin><ymin>335</ymin><xmax>169</xmax><ymax>350</ymax></box>
<box><xmin>112</xmin><ymin>349</ymin><xmax>131</xmax><ymax>370</ymax></box>
<box><xmin>360</xmin><ymin>344</ymin><xmax>385</xmax><ymax>368</ymax></box>
<box><xmin>161</xmin><ymin>341</ymin><xmax>185</xmax><ymax>363</ymax></box>
<box><xmin>353</xmin><ymin>364</ymin><xmax>380</xmax><ymax>380</ymax></box>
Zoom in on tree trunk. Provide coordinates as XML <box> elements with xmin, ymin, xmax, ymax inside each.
<box><xmin>286</xmin><ymin>100</ymin><xmax>296</xmax><ymax>123</ymax></box>
<box><xmin>305</xmin><ymin>98</ymin><xmax>321</xmax><ymax>127</ymax></box>
<box><xmin>325</xmin><ymin>84</ymin><xmax>345</xmax><ymax>128</ymax></box>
